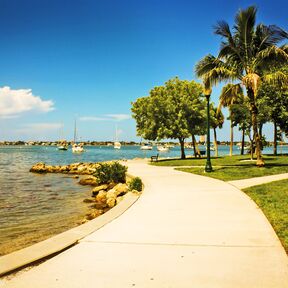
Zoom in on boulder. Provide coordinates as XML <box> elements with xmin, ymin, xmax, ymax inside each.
<box><xmin>89</xmin><ymin>202</ymin><xmax>108</xmax><ymax>209</ymax></box>
<box><xmin>83</xmin><ymin>198</ymin><xmax>95</xmax><ymax>203</ymax></box>
<box><xmin>114</xmin><ymin>183</ymin><xmax>128</xmax><ymax>195</ymax></box>
<box><xmin>78</xmin><ymin>176</ymin><xmax>98</xmax><ymax>186</ymax></box>
<box><xmin>86</xmin><ymin>209</ymin><xmax>104</xmax><ymax>220</ymax></box>
<box><xmin>30</xmin><ymin>162</ymin><xmax>47</xmax><ymax>173</ymax></box>
<box><xmin>92</xmin><ymin>184</ymin><xmax>109</xmax><ymax>196</ymax></box>
<box><xmin>106</xmin><ymin>197</ymin><xmax>116</xmax><ymax>208</ymax></box>
<box><xmin>96</xmin><ymin>190</ymin><xmax>107</xmax><ymax>203</ymax></box>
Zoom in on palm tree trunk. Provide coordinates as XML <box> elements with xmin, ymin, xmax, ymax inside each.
<box><xmin>229</xmin><ymin>118</ymin><xmax>233</xmax><ymax>156</ymax></box>
<box><xmin>247</xmin><ymin>88</ymin><xmax>264</xmax><ymax>166</ymax></box>
<box><xmin>259</xmin><ymin>123</ymin><xmax>263</xmax><ymax>150</ymax></box>
<box><xmin>273</xmin><ymin>121</ymin><xmax>277</xmax><ymax>156</ymax></box>
<box><xmin>241</xmin><ymin>128</ymin><xmax>245</xmax><ymax>155</ymax></box>
<box><xmin>192</xmin><ymin>135</ymin><xmax>197</xmax><ymax>156</ymax></box>
<box><xmin>179</xmin><ymin>138</ymin><xmax>186</xmax><ymax>159</ymax></box>
<box><xmin>213</xmin><ymin>128</ymin><xmax>218</xmax><ymax>157</ymax></box>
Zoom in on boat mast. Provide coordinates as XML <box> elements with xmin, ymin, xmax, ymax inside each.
<box><xmin>74</xmin><ymin>118</ymin><xmax>77</xmax><ymax>143</ymax></box>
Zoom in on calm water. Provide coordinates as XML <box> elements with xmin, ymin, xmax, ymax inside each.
<box><xmin>0</xmin><ymin>144</ymin><xmax>287</xmax><ymax>255</ymax></box>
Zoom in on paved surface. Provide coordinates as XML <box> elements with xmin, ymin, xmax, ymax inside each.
<box><xmin>228</xmin><ymin>172</ymin><xmax>288</xmax><ymax>189</ymax></box>
<box><xmin>3</xmin><ymin>160</ymin><xmax>288</xmax><ymax>287</ymax></box>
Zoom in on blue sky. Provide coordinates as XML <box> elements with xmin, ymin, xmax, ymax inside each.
<box><xmin>0</xmin><ymin>0</ymin><xmax>287</xmax><ymax>142</ymax></box>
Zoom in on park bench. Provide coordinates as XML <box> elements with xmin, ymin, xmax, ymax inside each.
<box><xmin>150</xmin><ymin>153</ymin><xmax>159</xmax><ymax>162</ymax></box>
<box><xmin>195</xmin><ymin>150</ymin><xmax>206</xmax><ymax>158</ymax></box>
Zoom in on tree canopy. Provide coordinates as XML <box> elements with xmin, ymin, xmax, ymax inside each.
<box><xmin>131</xmin><ymin>77</ymin><xmax>206</xmax><ymax>159</ymax></box>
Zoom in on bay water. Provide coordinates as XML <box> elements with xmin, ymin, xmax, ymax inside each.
<box><xmin>0</xmin><ymin>144</ymin><xmax>287</xmax><ymax>255</ymax></box>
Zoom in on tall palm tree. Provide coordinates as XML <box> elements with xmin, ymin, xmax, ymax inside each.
<box><xmin>195</xmin><ymin>6</ymin><xmax>288</xmax><ymax>166</ymax></box>
<box><xmin>218</xmin><ymin>84</ymin><xmax>244</xmax><ymax>156</ymax></box>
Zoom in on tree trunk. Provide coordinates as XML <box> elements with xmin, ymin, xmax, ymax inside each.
<box><xmin>259</xmin><ymin>123</ymin><xmax>263</xmax><ymax>150</ymax></box>
<box><xmin>273</xmin><ymin>121</ymin><xmax>277</xmax><ymax>156</ymax></box>
<box><xmin>241</xmin><ymin>128</ymin><xmax>245</xmax><ymax>155</ymax></box>
<box><xmin>213</xmin><ymin>128</ymin><xmax>218</xmax><ymax>157</ymax></box>
<box><xmin>229</xmin><ymin>117</ymin><xmax>233</xmax><ymax>156</ymax></box>
<box><xmin>179</xmin><ymin>138</ymin><xmax>186</xmax><ymax>159</ymax></box>
<box><xmin>192</xmin><ymin>135</ymin><xmax>197</xmax><ymax>156</ymax></box>
<box><xmin>247</xmin><ymin>88</ymin><xmax>264</xmax><ymax>166</ymax></box>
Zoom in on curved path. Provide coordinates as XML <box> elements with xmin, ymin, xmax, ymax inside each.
<box><xmin>3</xmin><ymin>160</ymin><xmax>288</xmax><ymax>287</ymax></box>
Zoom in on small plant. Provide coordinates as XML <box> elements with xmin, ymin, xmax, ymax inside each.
<box><xmin>94</xmin><ymin>161</ymin><xmax>127</xmax><ymax>184</ymax></box>
<box><xmin>129</xmin><ymin>177</ymin><xmax>143</xmax><ymax>192</ymax></box>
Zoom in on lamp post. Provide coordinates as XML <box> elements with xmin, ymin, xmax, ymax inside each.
<box><xmin>205</xmin><ymin>93</ymin><xmax>213</xmax><ymax>172</ymax></box>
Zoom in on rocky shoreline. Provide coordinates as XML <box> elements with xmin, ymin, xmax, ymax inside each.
<box><xmin>30</xmin><ymin>162</ymin><xmax>141</xmax><ymax>223</ymax></box>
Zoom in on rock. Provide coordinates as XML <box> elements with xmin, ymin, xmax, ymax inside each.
<box><xmin>78</xmin><ymin>176</ymin><xmax>98</xmax><ymax>186</ymax></box>
<box><xmin>92</xmin><ymin>184</ymin><xmax>109</xmax><ymax>196</ymax></box>
<box><xmin>114</xmin><ymin>183</ymin><xmax>129</xmax><ymax>195</ymax></box>
<box><xmin>72</xmin><ymin>175</ymin><xmax>79</xmax><ymax>179</ymax></box>
<box><xmin>86</xmin><ymin>209</ymin><xmax>104</xmax><ymax>220</ymax></box>
<box><xmin>83</xmin><ymin>198</ymin><xmax>95</xmax><ymax>203</ymax></box>
<box><xmin>106</xmin><ymin>197</ymin><xmax>116</xmax><ymax>208</ymax></box>
<box><xmin>89</xmin><ymin>203</ymin><xmax>108</xmax><ymax>209</ymax></box>
<box><xmin>96</xmin><ymin>190</ymin><xmax>107</xmax><ymax>203</ymax></box>
<box><xmin>30</xmin><ymin>162</ymin><xmax>46</xmax><ymax>173</ymax></box>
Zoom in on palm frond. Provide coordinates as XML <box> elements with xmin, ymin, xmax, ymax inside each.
<box><xmin>262</xmin><ymin>70</ymin><xmax>288</xmax><ymax>88</ymax></box>
<box><xmin>256</xmin><ymin>45</ymin><xmax>288</xmax><ymax>69</ymax></box>
<box><xmin>195</xmin><ymin>55</ymin><xmax>239</xmax><ymax>86</ymax></box>
<box><xmin>234</xmin><ymin>6</ymin><xmax>257</xmax><ymax>50</ymax></box>
<box><xmin>255</xmin><ymin>24</ymin><xmax>288</xmax><ymax>51</ymax></box>
<box><xmin>219</xmin><ymin>83</ymin><xmax>244</xmax><ymax>108</ymax></box>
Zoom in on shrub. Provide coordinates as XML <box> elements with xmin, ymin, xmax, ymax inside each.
<box><xmin>129</xmin><ymin>177</ymin><xmax>143</xmax><ymax>192</ymax></box>
<box><xmin>94</xmin><ymin>161</ymin><xmax>127</xmax><ymax>184</ymax></box>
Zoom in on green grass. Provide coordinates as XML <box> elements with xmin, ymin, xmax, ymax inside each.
<box><xmin>153</xmin><ymin>154</ymin><xmax>288</xmax><ymax>167</ymax></box>
<box><xmin>154</xmin><ymin>155</ymin><xmax>288</xmax><ymax>181</ymax></box>
<box><xmin>243</xmin><ymin>180</ymin><xmax>288</xmax><ymax>253</ymax></box>
<box><xmin>177</xmin><ymin>165</ymin><xmax>288</xmax><ymax>181</ymax></box>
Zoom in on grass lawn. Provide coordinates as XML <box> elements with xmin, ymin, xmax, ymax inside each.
<box><xmin>243</xmin><ymin>180</ymin><xmax>288</xmax><ymax>253</ymax></box>
<box><xmin>154</xmin><ymin>154</ymin><xmax>288</xmax><ymax>181</ymax></box>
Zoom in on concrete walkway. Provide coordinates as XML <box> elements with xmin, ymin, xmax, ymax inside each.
<box><xmin>228</xmin><ymin>172</ymin><xmax>288</xmax><ymax>189</ymax></box>
<box><xmin>3</xmin><ymin>160</ymin><xmax>288</xmax><ymax>287</ymax></box>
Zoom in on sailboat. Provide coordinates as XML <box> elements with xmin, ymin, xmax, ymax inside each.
<box><xmin>72</xmin><ymin>118</ymin><xmax>84</xmax><ymax>153</ymax></box>
<box><xmin>114</xmin><ymin>125</ymin><xmax>121</xmax><ymax>149</ymax></box>
<box><xmin>57</xmin><ymin>123</ymin><xmax>68</xmax><ymax>150</ymax></box>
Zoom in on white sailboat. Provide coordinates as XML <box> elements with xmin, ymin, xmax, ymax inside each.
<box><xmin>72</xmin><ymin>118</ymin><xmax>84</xmax><ymax>153</ymax></box>
<box><xmin>57</xmin><ymin>123</ymin><xmax>68</xmax><ymax>150</ymax></box>
<box><xmin>157</xmin><ymin>145</ymin><xmax>169</xmax><ymax>152</ymax></box>
<box><xmin>140</xmin><ymin>143</ymin><xmax>153</xmax><ymax>150</ymax></box>
<box><xmin>114</xmin><ymin>125</ymin><xmax>121</xmax><ymax>149</ymax></box>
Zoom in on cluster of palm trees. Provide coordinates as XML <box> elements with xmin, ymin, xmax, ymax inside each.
<box><xmin>195</xmin><ymin>6</ymin><xmax>288</xmax><ymax>166</ymax></box>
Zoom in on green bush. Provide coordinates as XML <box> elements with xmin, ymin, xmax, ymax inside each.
<box><xmin>94</xmin><ymin>161</ymin><xmax>127</xmax><ymax>184</ymax></box>
<box><xmin>129</xmin><ymin>177</ymin><xmax>143</xmax><ymax>192</ymax></box>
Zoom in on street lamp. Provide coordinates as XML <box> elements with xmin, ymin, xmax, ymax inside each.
<box><xmin>205</xmin><ymin>93</ymin><xmax>213</xmax><ymax>172</ymax></box>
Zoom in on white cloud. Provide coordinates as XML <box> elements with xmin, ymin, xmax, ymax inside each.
<box><xmin>79</xmin><ymin>114</ymin><xmax>131</xmax><ymax>122</ymax></box>
<box><xmin>79</xmin><ymin>116</ymin><xmax>107</xmax><ymax>121</ymax></box>
<box><xmin>0</xmin><ymin>86</ymin><xmax>54</xmax><ymax>118</ymax></box>
<box><xmin>105</xmin><ymin>114</ymin><xmax>131</xmax><ymax>121</ymax></box>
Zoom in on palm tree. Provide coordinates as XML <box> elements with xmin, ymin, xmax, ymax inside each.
<box><xmin>195</xmin><ymin>6</ymin><xmax>288</xmax><ymax>166</ymax></box>
<box><xmin>218</xmin><ymin>84</ymin><xmax>244</xmax><ymax>156</ymax></box>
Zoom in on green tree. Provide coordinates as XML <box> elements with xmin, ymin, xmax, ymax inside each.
<box><xmin>257</xmin><ymin>66</ymin><xmax>288</xmax><ymax>154</ymax></box>
<box><xmin>229</xmin><ymin>102</ymin><xmax>251</xmax><ymax>155</ymax></box>
<box><xmin>195</xmin><ymin>6</ymin><xmax>288</xmax><ymax>166</ymax></box>
<box><xmin>131</xmin><ymin>77</ymin><xmax>205</xmax><ymax>159</ymax></box>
